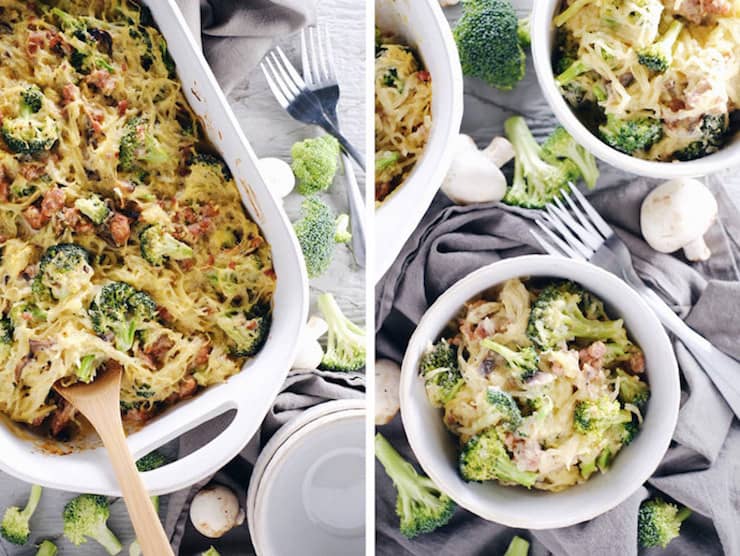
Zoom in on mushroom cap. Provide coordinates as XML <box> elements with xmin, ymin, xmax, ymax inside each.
<box><xmin>189</xmin><ymin>485</ymin><xmax>245</xmax><ymax>538</ymax></box>
<box><xmin>441</xmin><ymin>134</ymin><xmax>507</xmax><ymax>205</ymax></box>
<box><xmin>640</xmin><ymin>178</ymin><xmax>718</xmax><ymax>255</ymax></box>
<box><xmin>257</xmin><ymin>157</ymin><xmax>295</xmax><ymax>199</ymax></box>
<box><xmin>375</xmin><ymin>358</ymin><xmax>401</xmax><ymax>425</ymax></box>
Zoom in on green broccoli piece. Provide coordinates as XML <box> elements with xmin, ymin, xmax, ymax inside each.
<box><xmin>215</xmin><ymin>310</ymin><xmax>270</xmax><ymax>357</ymax></box>
<box><xmin>293</xmin><ymin>197</ymin><xmax>337</xmax><ymax>278</ymax></box>
<box><xmin>381</xmin><ymin>67</ymin><xmax>403</xmax><ymax>91</ymax></box>
<box><xmin>616</xmin><ymin>368</ymin><xmax>650</xmax><ymax>408</ymax></box>
<box><xmin>638</xmin><ymin>20</ymin><xmax>683</xmax><ymax>72</ymax></box>
<box><xmin>527</xmin><ymin>394</ymin><xmax>554</xmax><ymax>420</ymax></box>
<box><xmin>503</xmin><ymin>116</ymin><xmax>580</xmax><ymax>209</ymax></box>
<box><xmin>375</xmin><ymin>150</ymin><xmax>400</xmax><ymax>173</ymax></box>
<box><xmin>187</xmin><ymin>152</ymin><xmax>232</xmax><ymax>182</ymax></box>
<box><xmin>555</xmin><ymin>60</ymin><xmax>589</xmax><ymax>86</ymax></box>
<box><xmin>598</xmin><ymin>114</ymin><xmax>663</xmax><ymax>155</ymax></box>
<box><xmin>486</xmin><ymin>387</ymin><xmax>523</xmax><ymax>430</ymax></box>
<box><xmin>459</xmin><ymin>428</ymin><xmax>537</xmax><ymax>487</ymax></box>
<box><xmin>580</xmin><ymin>457</ymin><xmax>597</xmax><ymax>479</ymax></box>
<box><xmin>334</xmin><ymin>213</ymin><xmax>352</xmax><ymax>244</ymax></box>
<box><xmin>88</xmin><ymin>282</ymin><xmax>157</xmax><ymax>352</ymax></box>
<box><xmin>527</xmin><ymin>281</ymin><xmax>628</xmax><ymax>349</ymax></box>
<box><xmin>454</xmin><ymin>0</ymin><xmax>528</xmax><ymax>90</ymax></box>
<box><xmin>128</xmin><ymin>450</ymin><xmax>168</xmax><ymax>556</ymax></box>
<box><xmin>63</xmin><ymin>494</ymin><xmax>122</xmax><ymax>555</ymax></box>
<box><xmin>76</xmin><ymin>354</ymin><xmax>101</xmax><ymax>383</ymax></box>
<box><xmin>291</xmin><ymin>135</ymin><xmax>340</xmax><ymax>195</ymax></box>
<box><xmin>620</xmin><ymin>419</ymin><xmax>639</xmax><ymax>445</ymax></box>
<box><xmin>553</xmin><ymin>0</ymin><xmax>592</xmax><ymax>27</ymax></box>
<box><xmin>419</xmin><ymin>340</ymin><xmax>464</xmax><ymax>407</ymax></box>
<box><xmin>481</xmin><ymin>339</ymin><xmax>539</xmax><ymax>381</ymax></box>
<box><xmin>139</xmin><ymin>225</ymin><xmax>193</xmax><ymax>266</ymax></box>
<box><xmin>638</xmin><ymin>497</ymin><xmax>692</xmax><ymax>548</ymax></box>
<box><xmin>542</xmin><ymin>126</ymin><xmax>600</xmax><ymax>188</ymax></box>
<box><xmin>517</xmin><ymin>16</ymin><xmax>531</xmax><ymax>47</ymax></box>
<box><xmin>36</xmin><ymin>540</ymin><xmax>58</xmax><ymax>556</ymax></box>
<box><xmin>119</xmin><ymin>117</ymin><xmax>169</xmax><ymax>173</ymax></box>
<box><xmin>50</xmin><ymin>7</ymin><xmax>87</xmax><ymax>36</ymax></box>
<box><xmin>674</xmin><ymin>113</ymin><xmax>729</xmax><ymax>161</ymax></box>
<box><xmin>572</xmin><ymin>396</ymin><xmax>631</xmax><ymax>435</ymax></box>
<box><xmin>375</xmin><ymin>433</ymin><xmax>455</xmax><ymax>538</ymax></box>
<box><xmin>504</xmin><ymin>535</ymin><xmax>530</xmax><ymax>556</ymax></box>
<box><xmin>1</xmin><ymin>484</ymin><xmax>42</xmax><ymax>545</ymax></box>
<box><xmin>9</xmin><ymin>302</ymin><xmax>47</xmax><ymax>327</ymax></box>
<box><xmin>317</xmin><ymin>292</ymin><xmax>365</xmax><ymax>372</ymax></box>
<box><xmin>33</xmin><ymin>244</ymin><xmax>93</xmax><ymax>301</ymax></box>
<box><xmin>1</xmin><ymin>86</ymin><xmax>58</xmax><ymax>155</ymax></box>
<box><xmin>0</xmin><ymin>315</ymin><xmax>14</xmax><ymax>348</ymax></box>
<box><xmin>554</xmin><ymin>27</ymin><xmax>579</xmax><ymax>75</ymax></box>
<box><xmin>75</xmin><ymin>195</ymin><xmax>110</xmax><ymax>225</ymax></box>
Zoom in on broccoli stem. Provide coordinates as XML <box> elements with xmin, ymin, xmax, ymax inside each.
<box><xmin>21</xmin><ymin>485</ymin><xmax>42</xmax><ymax>521</ymax></box>
<box><xmin>554</xmin><ymin>0</ymin><xmax>593</xmax><ymax>27</ymax></box>
<box><xmin>375</xmin><ymin>434</ymin><xmax>440</xmax><ymax>509</ymax></box>
<box><xmin>676</xmin><ymin>507</ymin><xmax>692</xmax><ymax>522</ymax></box>
<box><xmin>91</xmin><ymin>522</ymin><xmax>123</xmax><ymax>555</ymax></box>
<box><xmin>556</xmin><ymin>60</ymin><xmax>588</xmax><ymax>86</ymax></box>
<box><xmin>505</xmin><ymin>116</ymin><xmax>544</xmax><ymax>173</ymax></box>
<box><xmin>504</xmin><ymin>536</ymin><xmax>530</xmax><ymax>556</ymax></box>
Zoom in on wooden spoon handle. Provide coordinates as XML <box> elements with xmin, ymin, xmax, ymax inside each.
<box><xmin>95</xmin><ymin>410</ymin><xmax>174</xmax><ymax>556</ymax></box>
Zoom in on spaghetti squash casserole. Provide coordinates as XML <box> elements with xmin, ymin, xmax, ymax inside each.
<box><xmin>0</xmin><ymin>1</ymin><xmax>276</xmax><ymax>439</ymax></box>
<box><xmin>419</xmin><ymin>279</ymin><xmax>649</xmax><ymax>491</ymax></box>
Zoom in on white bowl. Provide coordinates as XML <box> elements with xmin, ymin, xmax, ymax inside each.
<box><xmin>247</xmin><ymin>400</ymin><xmax>365</xmax><ymax>556</ymax></box>
<box><xmin>531</xmin><ymin>0</ymin><xmax>740</xmax><ymax>179</ymax></box>
<box><xmin>374</xmin><ymin>0</ymin><xmax>464</xmax><ymax>283</ymax></box>
<box><xmin>400</xmin><ymin>255</ymin><xmax>680</xmax><ymax>529</ymax></box>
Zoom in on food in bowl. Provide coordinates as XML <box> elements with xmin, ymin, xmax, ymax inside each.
<box><xmin>419</xmin><ymin>278</ymin><xmax>649</xmax><ymax>491</ymax></box>
<box><xmin>0</xmin><ymin>0</ymin><xmax>276</xmax><ymax>440</ymax></box>
<box><xmin>552</xmin><ymin>0</ymin><xmax>738</xmax><ymax>161</ymax></box>
<box><xmin>374</xmin><ymin>29</ymin><xmax>432</xmax><ymax>204</ymax></box>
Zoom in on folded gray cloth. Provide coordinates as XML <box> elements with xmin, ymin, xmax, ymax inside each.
<box><xmin>175</xmin><ymin>0</ymin><xmax>317</xmax><ymax>93</ymax></box>
<box><xmin>375</xmin><ymin>178</ymin><xmax>740</xmax><ymax>556</ymax></box>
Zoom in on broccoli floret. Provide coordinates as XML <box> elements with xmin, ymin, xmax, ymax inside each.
<box><xmin>620</xmin><ymin>419</ymin><xmax>639</xmax><ymax>445</ymax></box>
<box><xmin>375</xmin><ymin>433</ymin><xmax>455</xmax><ymax>538</ymax></box>
<box><xmin>419</xmin><ymin>340</ymin><xmax>463</xmax><ymax>407</ymax></box>
<box><xmin>63</xmin><ymin>494</ymin><xmax>122</xmax><ymax>555</ymax></box>
<box><xmin>638</xmin><ymin>497</ymin><xmax>691</xmax><ymax>548</ymax></box>
<box><xmin>527</xmin><ymin>394</ymin><xmax>554</xmax><ymax>420</ymax></box>
<box><xmin>10</xmin><ymin>302</ymin><xmax>47</xmax><ymax>327</ymax></box>
<box><xmin>291</xmin><ymin>135</ymin><xmax>341</xmax><ymax>195</ymax></box>
<box><xmin>50</xmin><ymin>7</ymin><xmax>87</xmax><ymax>36</ymax></box>
<box><xmin>481</xmin><ymin>339</ymin><xmax>539</xmax><ymax>381</ymax></box>
<box><xmin>76</xmin><ymin>354</ymin><xmax>101</xmax><ymax>383</ymax></box>
<box><xmin>1</xmin><ymin>484</ymin><xmax>42</xmax><ymax>545</ymax></box>
<box><xmin>1</xmin><ymin>86</ymin><xmax>58</xmax><ymax>155</ymax></box>
<box><xmin>459</xmin><ymin>428</ymin><xmax>537</xmax><ymax>487</ymax></box>
<box><xmin>139</xmin><ymin>225</ymin><xmax>193</xmax><ymax>266</ymax></box>
<box><xmin>75</xmin><ymin>195</ymin><xmax>110</xmax><ymax>225</ymax></box>
<box><xmin>517</xmin><ymin>16</ymin><xmax>531</xmax><ymax>47</ymax></box>
<box><xmin>318</xmin><ymin>292</ymin><xmax>365</xmax><ymax>372</ymax></box>
<box><xmin>542</xmin><ymin>126</ymin><xmax>600</xmax><ymax>188</ymax></box>
<box><xmin>527</xmin><ymin>281</ymin><xmax>628</xmax><ymax>349</ymax></box>
<box><xmin>454</xmin><ymin>0</ymin><xmax>527</xmax><ymax>90</ymax></box>
<box><xmin>159</xmin><ymin>38</ymin><xmax>176</xmax><ymax>78</ymax></box>
<box><xmin>504</xmin><ymin>535</ymin><xmax>530</xmax><ymax>556</ymax></box>
<box><xmin>486</xmin><ymin>387</ymin><xmax>523</xmax><ymax>430</ymax></box>
<box><xmin>187</xmin><ymin>152</ymin><xmax>232</xmax><ymax>182</ymax></box>
<box><xmin>573</xmin><ymin>396</ymin><xmax>631</xmax><ymax>435</ymax></box>
<box><xmin>293</xmin><ymin>197</ymin><xmax>337</xmax><ymax>278</ymax></box>
<box><xmin>88</xmin><ymin>282</ymin><xmax>157</xmax><ymax>352</ymax></box>
<box><xmin>598</xmin><ymin>114</ymin><xmax>663</xmax><ymax>155</ymax></box>
<box><xmin>381</xmin><ymin>67</ymin><xmax>403</xmax><ymax>91</ymax></box>
<box><xmin>32</xmin><ymin>244</ymin><xmax>93</xmax><ymax>301</ymax></box>
<box><xmin>334</xmin><ymin>213</ymin><xmax>352</xmax><ymax>244</ymax></box>
<box><xmin>0</xmin><ymin>316</ymin><xmax>13</xmax><ymax>344</ymax></box>
<box><xmin>674</xmin><ymin>113</ymin><xmax>729</xmax><ymax>161</ymax></box>
<box><xmin>503</xmin><ymin>116</ymin><xmax>580</xmax><ymax>208</ymax></box>
<box><xmin>555</xmin><ymin>60</ymin><xmax>589</xmax><ymax>86</ymax></box>
<box><xmin>554</xmin><ymin>27</ymin><xmax>579</xmax><ymax>75</ymax></box>
<box><xmin>36</xmin><ymin>540</ymin><xmax>58</xmax><ymax>556</ymax></box>
<box><xmin>638</xmin><ymin>20</ymin><xmax>683</xmax><ymax>72</ymax></box>
<box><xmin>375</xmin><ymin>150</ymin><xmax>400</xmax><ymax>173</ymax></box>
<box><xmin>215</xmin><ymin>310</ymin><xmax>270</xmax><ymax>357</ymax></box>
<box><xmin>118</xmin><ymin>117</ymin><xmax>168</xmax><ymax>173</ymax></box>
<box><xmin>616</xmin><ymin>368</ymin><xmax>650</xmax><ymax>408</ymax></box>
<box><xmin>135</xmin><ymin>450</ymin><xmax>167</xmax><ymax>472</ymax></box>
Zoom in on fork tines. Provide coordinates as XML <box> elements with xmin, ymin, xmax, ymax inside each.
<box><xmin>301</xmin><ymin>25</ymin><xmax>337</xmax><ymax>87</ymax></box>
<box><xmin>260</xmin><ymin>46</ymin><xmax>308</xmax><ymax>108</ymax></box>
<box><xmin>531</xmin><ymin>183</ymin><xmax>614</xmax><ymax>261</ymax></box>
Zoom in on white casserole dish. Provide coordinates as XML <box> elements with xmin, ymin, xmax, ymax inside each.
<box><xmin>374</xmin><ymin>0</ymin><xmax>464</xmax><ymax>283</ymax></box>
<box><xmin>531</xmin><ymin>0</ymin><xmax>740</xmax><ymax>179</ymax></box>
<box><xmin>0</xmin><ymin>0</ymin><xmax>308</xmax><ymax>497</ymax></box>
<box><xmin>400</xmin><ymin>256</ymin><xmax>680</xmax><ymax>528</ymax></box>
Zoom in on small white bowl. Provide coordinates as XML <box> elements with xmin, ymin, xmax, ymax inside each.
<box><xmin>531</xmin><ymin>0</ymin><xmax>740</xmax><ymax>179</ymax></box>
<box><xmin>374</xmin><ymin>0</ymin><xmax>464</xmax><ymax>283</ymax></box>
<box><xmin>247</xmin><ymin>400</ymin><xmax>365</xmax><ymax>555</ymax></box>
<box><xmin>400</xmin><ymin>255</ymin><xmax>680</xmax><ymax>529</ymax></box>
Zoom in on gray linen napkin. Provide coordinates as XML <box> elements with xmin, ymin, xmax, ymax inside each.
<box><xmin>175</xmin><ymin>0</ymin><xmax>317</xmax><ymax>93</ymax></box>
<box><xmin>375</xmin><ymin>177</ymin><xmax>740</xmax><ymax>556</ymax></box>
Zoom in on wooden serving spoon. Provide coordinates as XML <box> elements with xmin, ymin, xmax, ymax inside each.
<box><xmin>55</xmin><ymin>366</ymin><xmax>174</xmax><ymax>556</ymax></box>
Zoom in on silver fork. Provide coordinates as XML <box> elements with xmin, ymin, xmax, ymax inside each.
<box><xmin>301</xmin><ymin>25</ymin><xmax>366</xmax><ymax>267</ymax></box>
<box><xmin>260</xmin><ymin>46</ymin><xmax>366</xmax><ymax>170</ymax></box>
<box><xmin>532</xmin><ymin>183</ymin><xmax>740</xmax><ymax>418</ymax></box>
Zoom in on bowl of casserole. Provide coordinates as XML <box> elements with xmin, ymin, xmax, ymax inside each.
<box><xmin>399</xmin><ymin>255</ymin><xmax>679</xmax><ymax>528</ymax></box>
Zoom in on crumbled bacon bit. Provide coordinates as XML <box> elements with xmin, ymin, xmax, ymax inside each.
<box><xmin>117</xmin><ymin>99</ymin><xmax>128</xmax><ymax>116</ymax></box>
<box><xmin>41</xmin><ymin>187</ymin><xmax>65</xmax><ymax>217</ymax></box>
<box><xmin>23</xmin><ymin>205</ymin><xmax>46</xmax><ymax>230</ymax></box>
<box><xmin>109</xmin><ymin>212</ymin><xmax>131</xmax><ymax>246</ymax></box>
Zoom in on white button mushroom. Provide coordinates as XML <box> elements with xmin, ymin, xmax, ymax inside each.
<box><xmin>640</xmin><ymin>178</ymin><xmax>718</xmax><ymax>261</ymax></box>
<box><xmin>375</xmin><ymin>358</ymin><xmax>401</xmax><ymax>426</ymax></box>
<box><xmin>257</xmin><ymin>157</ymin><xmax>295</xmax><ymax>199</ymax></box>
<box><xmin>440</xmin><ymin>134</ymin><xmax>511</xmax><ymax>205</ymax></box>
<box><xmin>292</xmin><ymin>316</ymin><xmax>329</xmax><ymax>370</ymax></box>
<box><xmin>189</xmin><ymin>485</ymin><xmax>245</xmax><ymax>539</ymax></box>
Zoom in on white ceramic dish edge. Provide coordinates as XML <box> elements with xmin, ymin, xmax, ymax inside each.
<box><xmin>0</xmin><ymin>0</ymin><xmax>309</xmax><ymax>496</ymax></box>
<box><xmin>374</xmin><ymin>0</ymin><xmax>464</xmax><ymax>283</ymax></box>
<box><xmin>400</xmin><ymin>255</ymin><xmax>680</xmax><ymax>529</ymax></box>
<box><xmin>531</xmin><ymin>0</ymin><xmax>740</xmax><ymax>179</ymax></box>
